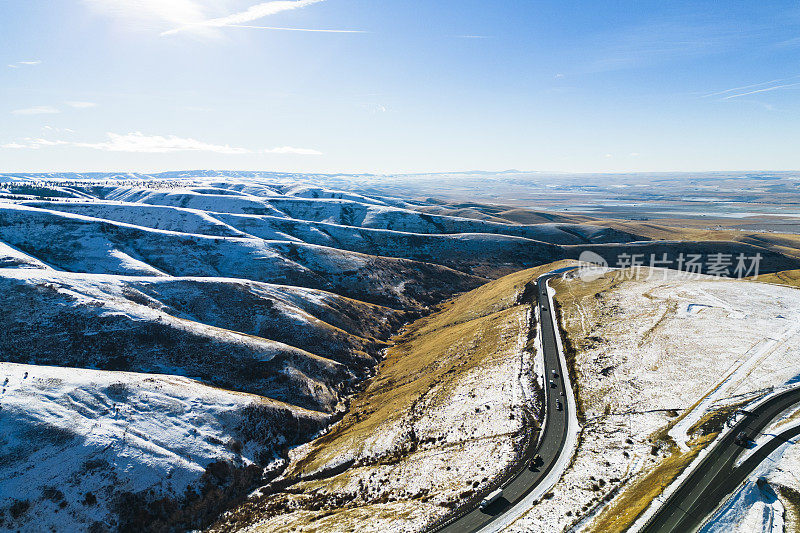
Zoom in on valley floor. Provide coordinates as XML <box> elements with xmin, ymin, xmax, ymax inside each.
<box><xmin>211</xmin><ymin>263</ymin><xmax>578</xmax><ymax>532</ymax></box>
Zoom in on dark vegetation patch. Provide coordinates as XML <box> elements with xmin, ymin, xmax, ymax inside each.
<box><xmin>6</xmin><ymin>184</ymin><xmax>74</xmax><ymax>198</ymax></box>
<box><xmin>778</xmin><ymin>486</ymin><xmax>800</xmax><ymax>530</ymax></box>
<box><xmin>687</xmin><ymin>402</ymin><xmax>746</xmax><ymax>438</ymax></box>
<box><xmin>115</xmin><ymin>461</ymin><xmax>263</xmax><ymax>533</ymax></box>
<box><xmin>9</xmin><ymin>499</ymin><xmax>30</xmax><ymax>520</ymax></box>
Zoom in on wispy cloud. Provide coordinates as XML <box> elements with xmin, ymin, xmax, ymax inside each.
<box><xmin>43</xmin><ymin>126</ymin><xmax>76</xmax><ymax>134</ymax></box>
<box><xmin>85</xmin><ymin>0</ymin><xmax>353</xmax><ymax>37</ymax></box>
<box><xmin>701</xmin><ymin>79</ymin><xmax>785</xmax><ymax>98</ymax></box>
<box><xmin>722</xmin><ymin>82</ymin><xmax>800</xmax><ymax>99</ymax></box>
<box><xmin>65</xmin><ymin>101</ymin><xmax>98</xmax><ymax>108</ymax></box>
<box><xmin>220</xmin><ymin>24</ymin><xmax>364</xmax><ymax>33</ymax></box>
<box><xmin>11</xmin><ymin>106</ymin><xmax>61</xmax><ymax>115</ymax></box>
<box><xmin>702</xmin><ymin>74</ymin><xmax>800</xmax><ymax>100</ymax></box>
<box><xmin>8</xmin><ymin>60</ymin><xmax>42</xmax><ymax>68</ymax></box>
<box><xmin>162</xmin><ymin>0</ymin><xmax>327</xmax><ymax>36</ymax></box>
<box><xmin>776</xmin><ymin>36</ymin><xmax>800</xmax><ymax>49</ymax></box>
<box><xmin>585</xmin><ymin>20</ymin><xmax>744</xmax><ymax>73</ymax></box>
<box><xmin>10</xmin><ymin>102</ymin><xmax>96</xmax><ymax>116</ymax></box>
<box><xmin>1</xmin><ymin>132</ymin><xmax>322</xmax><ymax>155</ymax></box>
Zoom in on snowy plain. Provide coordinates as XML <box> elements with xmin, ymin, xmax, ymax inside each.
<box><xmin>506</xmin><ymin>269</ymin><xmax>800</xmax><ymax>533</ymax></box>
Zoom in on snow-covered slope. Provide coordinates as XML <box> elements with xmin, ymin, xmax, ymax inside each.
<box><xmin>0</xmin><ymin>178</ymin><xmax>502</xmax><ymax>531</ymax></box>
<box><xmin>2</xmin><ymin>175</ymin><xmax>799</xmax><ymax>532</ymax></box>
<box><xmin>0</xmin><ymin>203</ymin><xmax>482</xmax><ymax>308</ymax></box>
<box><xmin>0</xmin><ymin>269</ymin><xmax>401</xmax><ymax>412</ymax></box>
<box><xmin>0</xmin><ymin>362</ymin><xmax>326</xmax><ymax>532</ymax></box>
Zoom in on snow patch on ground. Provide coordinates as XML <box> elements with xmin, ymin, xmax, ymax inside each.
<box><xmin>700</xmin><ymin>481</ymin><xmax>785</xmax><ymax>533</ymax></box>
<box><xmin>670</xmin><ymin>320</ymin><xmax>800</xmax><ymax>452</ymax></box>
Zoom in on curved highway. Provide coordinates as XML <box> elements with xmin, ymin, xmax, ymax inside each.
<box><xmin>642</xmin><ymin>386</ymin><xmax>800</xmax><ymax>533</ymax></box>
<box><xmin>433</xmin><ymin>268</ymin><xmax>576</xmax><ymax>533</ymax></box>
<box><xmin>430</xmin><ymin>266</ymin><xmax>800</xmax><ymax>533</ymax></box>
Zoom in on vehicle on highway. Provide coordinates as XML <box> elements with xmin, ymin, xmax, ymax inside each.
<box><xmin>556</xmin><ymin>400</ymin><xmax>563</xmax><ymax>411</ymax></box>
<box><xmin>433</xmin><ymin>271</ymin><xmax>577</xmax><ymax>532</ymax></box>
<box><xmin>479</xmin><ymin>488</ymin><xmax>503</xmax><ymax>511</ymax></box>
<box><xmin>551</xmin><ymin>369</ymin><xmax>559</xmax><ymax>378</ymax></box>
<box><xmin>735</xmin><ymin>431</ymin><xmax>750</xmax><ymax>446</ymax></box>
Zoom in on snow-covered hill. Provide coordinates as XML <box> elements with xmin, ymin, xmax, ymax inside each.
<box><xmin>0</xmin><ymin>270</ymin><xmax>403</xmax><ymax>412</ymax></box>
<box><xmin>1</xmin><ymin>174</ymin><xmax>799</xmax><ymax>532</ymax></box>
<box><xmin>0</xmin><ymin>362</ymin><xmax>327</xmax><ymax>532</ymax></box>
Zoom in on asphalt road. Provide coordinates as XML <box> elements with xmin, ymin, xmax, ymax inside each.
<box><xmin>643</xmin><ymin>386</ymin><xmax>800</xmax><ymax>533</ymax></box>
<box><xmin>434</xmin><ymin>269</ymin><xmax>574</xmax><ymax>533</ymax></box>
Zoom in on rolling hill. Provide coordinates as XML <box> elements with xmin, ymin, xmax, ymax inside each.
<box><xmin>3</xmin><ymin>173</ymin><xmax>800</xmax><ymax>532</ymax></box>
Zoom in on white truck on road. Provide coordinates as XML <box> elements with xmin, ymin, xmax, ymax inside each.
<box><xmin>480</xmin><ymin>488</ymin><xmax>503</xmax><ymax>510</ymax></box>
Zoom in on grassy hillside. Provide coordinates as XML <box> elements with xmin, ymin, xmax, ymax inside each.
<box><xmin>751</xmin><ymin>268</ymin><xmax>800</xmax><ymax>287</ymax></box>
<box><xmin>212</xmin><ymin>260</ymin><xmax>576</xmax><ymax>533</ymax></box>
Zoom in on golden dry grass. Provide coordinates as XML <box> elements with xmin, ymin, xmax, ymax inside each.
<box><xmin>597</xmin><ymin>220</ymin><xmax>800</xmax><ymax>260</ymax></box>
<box><xmin>587</xmin><ymin>435</ymin><xmax>716</xmax><ymax>533</ymax></box>
<box><xmin>777</xmin><ymin>486</ymin><xmax>800</xmax><ymax>533</ymax></box>
<box><xmin>550</xmin><ymin>271</ymin><xmax>619</xmax><ymax>303</ymax></box>
<box><xmin>287</xmin><ymin>260</ymin><xmax>577</xmax><ymax>477</ymax></box>
<box><xmin>751</xmin><ymin>269</ymin><xmax>800</xmax><ymax>288</ymax></box>
<box><xmin>774</xmin><ymin>405</ymin><xmax>800</xmax><ymax>429</ymax></box>
<box><xmin>219</xmin><ymin>260</ymin><xmax>579</xmax><ymax>532</ymax></box>
<box><xmin>219</xmin><ymin>261</ymin><xmax>575</xmax><ymax>532</ymax></box>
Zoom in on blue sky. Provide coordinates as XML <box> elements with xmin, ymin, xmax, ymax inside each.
<box><xmin>2</xmin><ymin>0</ymin><xmax>800</xmax><ymax>173</ymax></box>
